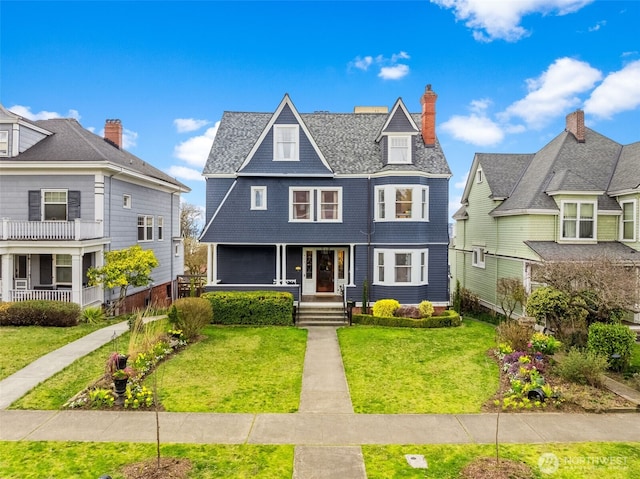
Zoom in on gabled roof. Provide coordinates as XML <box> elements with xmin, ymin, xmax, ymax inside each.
<box><xmin>4</xmin><ymin>118</ymin><xmax>189</xmax><ymax>191</ymax></box>
<box><xmin>489</xmin><ymin>128</ymin><xmax>623</xmax><ymax>216</ymax></box>
<box><xmin>203</xmin><ymin>99</ymin><xmax>450</xmax><ymax>177</ymax></box>
<box><xmin>376</xmin><ymin>97</ymin><xmax>419</xmax><ymax>141</ymax></box>
<box><xmin>609</xmin><ymin>141</ymin><xmax>640</xmax><ymax>194</ymax></box>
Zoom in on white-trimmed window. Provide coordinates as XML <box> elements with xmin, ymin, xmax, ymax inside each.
<box><xmin>621</xmin><ymin>200</ymin><xmax>636</xmax><ymax>242</ymax></box>
<box><xmin>476</xmin><ymin>169</ymin><xmax>483</xmax><ymax>183</ymax></box>
<box><xmin>388</xmin><ymin>135</ymin><xmax>411</xmax><ymax>164</ymax></box>
<box><xmin>55</xmin><ymin>254</ymin><xmax>72</xmax><ymax>285</ymax></box>
<box><xmin>374</xmin><ymin>248</ymin><xmax>429</xmax><ymax>285</ymax></box>
<box><xmin>561</xmin><ymin>201</ymin><xmax>595</xmax><ymax>240</ymax></box>
<box><xmin>123</xmin><ymin>194</ymin><xmax>131</xmax><ymax>209</ymax></box>
<box><xmin>138</xmin><ymin>215</ymin><xmax>154</xmax><ymax>241</ymax></box>
<box><xmin>472</xmin><ymin>247</ymin><xmax>486</xmax><ymax>268</ymax></box>
<box><xmin>157</xmin><ymin>216</ymin><xmax>164</xmax><ymax>241</ymax></box>
<box><xmin>251</xmin><ymin>186</ymin><xmax>267</xmax><ymax>210</ymax></box>
<box><xmin>289</xmin><ymin>187</ymin><xmax>342</xmax><ymax>222</ymax></box>
<box><xmin>375</xmin><ymin>185</ymin><xmax>429</xmax><ymax>221</ymax></box>
<box><xmin>274</xmin><ymin>125</ymin><xmax>299</xmax><ymax>161</ymax></box>
<box><xmin>0</xmin><ymin>131</ymin><xmax>8</xmax><ymax>156</ymax></box>
<box><xmin>43</xmin><ymin>190</ymin><xmax>68</xmax><ymax>220</ymax></box>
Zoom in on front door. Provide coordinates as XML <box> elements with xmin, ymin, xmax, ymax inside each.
<box><xmin>316</xmin><ymin>250</ymin><xmax>335</xmax><ymax>293</ymax></box>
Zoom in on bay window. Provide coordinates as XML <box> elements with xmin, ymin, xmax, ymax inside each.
<box><xmin>375</xmin><ymin>185</ymin><xmax>429</xmax><ymax>221</ymax></box>
<box><xmin>374</xmin><ymin>248</ymin><xmax>428</xmax><ymax>285</ymax></box>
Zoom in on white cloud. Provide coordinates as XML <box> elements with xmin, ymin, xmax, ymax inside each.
<box><xmin>440</xmin><ymin>114</ymin><xmax>504</xmax><ymax>146</ymax></box>
<box><xmin>431</xmin><ymin>0</ymin><xmax>594</xmax><ymax>42</ymax></box>
<box><xmin>588</xmin><ymin>20</ymin><xmax>606</xmax><ymax>32</ymax></box>
<box><xmin>454</xmin><ymin>172</ymin><xmax>469</xmax><ymax>190</ymax></box>
<box><xmin>584</xmin><ymin>60</ymin><xmax>640</xmax><ymax>119</ymax></box>
<box><xmin>501</xmin><ymin>57</ymin><xmax>602</xmax><ymax>128</ymax></box>
<box><xmin>174</xmin><ymin>118</ymin><xmax>211</xmax><ymax>133</ymax></box>
<box><xmin>8</xmin><ymin>105</ymin><xmax>81</xmax><ymax>121</ymax></box>
<box><xmin>167</xmin><ymin>165</ymin><xmax>205</xmax><ymax>182</ymax></box>
<box><xmin>378</xmin><ymin>64</ymin><xmax>410</xmax><ymax>80</ymax></box>
<box><xmin>173</xmin><ymin>122</ymin><xmax>219</xmax><ymax>168</ymax></box>
<box><xmin>122</xmin><ymin>128</ymin><xmax>138</xmax><ymax>150</ymax></box>
<box><xmin>349</xmin><ymin>51</ymin><xmax>410</xmax><ymax>80</ymax></box>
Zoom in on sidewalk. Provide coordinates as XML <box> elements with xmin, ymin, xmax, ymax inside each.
<box><xmin>1</xmin><ymin>323</ymin><xmax>640</xmax><ymax>477</ymax></box>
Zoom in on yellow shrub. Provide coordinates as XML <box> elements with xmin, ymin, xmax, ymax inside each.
<box><xmin>372</xmin><ymin>299</ymin><xmax>400</xmax><ymax>317</ymax></box>
<box><xmin>419</xmin><ymin>300</ymin><xmax>435</xmax><ymax>318</ymax></box>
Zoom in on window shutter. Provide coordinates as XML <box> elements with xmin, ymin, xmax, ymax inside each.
<box><xmin>68</xmin><ymin>191</ymin><xmax>81</xmax><ymax>220</ymax></box>
<box><xmin>29</xmin><ymin>190</ymin><xmax>41</xmax><ymax>221</ymax></box>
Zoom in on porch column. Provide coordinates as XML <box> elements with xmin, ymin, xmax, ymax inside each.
<box><xmin>71</xmin><ymin>253</ymin><xmax>82</xmax><ymax>305</ymax></box>
<box><xmin>207</xmin><ymin>243</ymin><xmax>217</xmax><ymax>285</ymax></box>
<box><xmin>349</xmin><ymin>244</ymin><xmax>355</xmax><ymax>285</ymax></box>
<box><xmin>1</xmin><ymin>254</ymin><xmax>12</xmax><ymax>301</ymax></box>
<box><xmin>281</xmin><ymin>244</ymin><xmax>287</xmax><ymax>283</ymax></box>
<box><xmin>275</xmin><ymin>244</ymin><xmax>281</xmax><ymax>283</ymax></box>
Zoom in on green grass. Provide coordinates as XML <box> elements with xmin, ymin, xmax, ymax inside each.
<box><xmin>155</xmin><ymin>326</ymin><xmax>307</xmax><ymax>412</ymax></box>
<box><xmin>0</xmin><ymin>441</ymin><xmax>293</xmax><ymax>479</ymax></box>
<box><xmin>363</xmin><ymin>442</ymin><xmax>640</xmax><ymax>478</ymax></box>
<box><xmin>338</xmin><ymin>319</ymin><xmax>498</xmax><ymax>413</ymax></box>
<box><xmin>0</xmin><ymin>320</ymin><xmax>120</xmax><ymax>381</ymax></box>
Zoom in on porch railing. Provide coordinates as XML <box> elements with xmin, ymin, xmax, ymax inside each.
<box><xmin>1</xmin><ymin>219</ymin><xmax>103</xmax><ymax>240</ymax></box>
<box><xmin>9</xmin><ymin>286</ymin><xmax>102</xmax><ymax>307</ymax></box>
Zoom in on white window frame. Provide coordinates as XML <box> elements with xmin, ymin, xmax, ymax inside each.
<box><xmin>0</xmin><ymin>131</ymin><xmax>8</xmax><ymax>156</ymax></box>
<box><xmin>157</xmin><ymin>216</ymin><xmax>164</xmax><ymax>241</ymax></box>
<box><xmin>373</xmin><ymin>248</ymin><xmax>429</xmax><ymax>285</ymax></box>
<box><xmin>621</xmin><ymin>200</ymin><xmax>637</xmax><ymax>242</ymax></box>
<box><xmin>55</xmin><ymin>254</ymin><xmax>72</xmax><ymax>286</ymax></box>
<box><xmin>138</xmin><ymin>215</ymin><xmax>154</xmax><ymax>242</ymax></box>
<box><xmin>476</xmin><ymin>169</ymin><xmax>483</xmax><ymax>183</ymax></box>
<box><xmin>274</xmin><ymin>124</ymin><xmax>299</xmax><ymax>161</ymax></box>
<box><xmin>289</xmin><ymin>187</ymin><xmax>342</xmax><ymax>223</ymax></box>
<box><xmin>251</xmin><ymin>186</ymin><xmax>267</xmax><ymax>210</ymax></box>
<box><xmin>561</xmin><ymin>200</ymin><xmax>596</xmax><ymax>240</ymax></box>
<box><xmin>472</xmin><ymin>247</ymin><xmax>486</xmax><ymax>268</ymax></box>
<box><xmin>43</xmin><ymin>189</ymin><xmax>68</xmax><ymax>221</ymax></box>
<box><xmin>374</xmin><ymin>185</ymin><xmax>429</xmax><ymax>222</ymax></box>
<box><xmin>388</xmin><ymin>135</ymin><xmax>411</xmax><ymax>164</ymax></box>
<box><xmin>123</xmin><ymin>194</ymin><xmax>132</xmax><ymax>209</ymax></box>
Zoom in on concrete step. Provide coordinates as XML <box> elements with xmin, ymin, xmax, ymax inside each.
<box><xmin>296</xmin><ymin>304</ymin><xmax>347</xmax><ymax>326</ymax></box>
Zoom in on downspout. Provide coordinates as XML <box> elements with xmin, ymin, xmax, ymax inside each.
<box><xmin>367</xmin><ymin>175</ymin><xmax>372</xmax><ymax>309</ymax></box>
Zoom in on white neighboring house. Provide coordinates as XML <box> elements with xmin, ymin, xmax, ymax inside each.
<box><xmin>0</xmin><ymin>104</ymin><xmax>190</xmax><ymax>311</ymax></box>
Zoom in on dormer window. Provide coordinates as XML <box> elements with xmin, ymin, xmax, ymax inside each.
<box><xmin>274</xmin><ymin>125</ymin><xmax>299</xmax><ymax>161</ymax></box>
<box><xmin>388</xmin><ymin>135</ymin><xmax>411</xmax><ymax>164</ymax></box>
<box><xmin>0</xmin><ymin>131</ymin><xmax>8</xmax><ymax>156</ymax></box>
<box><xmin>561</xmin><ymin>201</ymin><xmax>595</xmax><ymax>240</ymax></box>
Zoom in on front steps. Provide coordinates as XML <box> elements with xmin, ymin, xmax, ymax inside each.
<box><xmin>296</xmin><ymin>303</ymin><xmax>348</xmax><ymax>327</ymax></box>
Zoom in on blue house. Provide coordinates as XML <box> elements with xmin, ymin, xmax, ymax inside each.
<box><xmin>200</xmin><ymin>85</ymin><xmax>451</xmax><ymax>311</ymax></box>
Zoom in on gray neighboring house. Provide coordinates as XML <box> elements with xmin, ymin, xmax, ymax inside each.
<box><xmin>200</xmin><ymin>85</ymin><xmax>452</xmax><ymax>308</ymax></box>
<box><xmin>0</xmin><ymin>104</ymin><xmax>190</xmax><ymax>311</ymax></box>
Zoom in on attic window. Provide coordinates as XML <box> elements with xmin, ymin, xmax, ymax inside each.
<box><xmin>274</xmin><ymin>125</ymin><xmax>299</xmax><ymax>161</ymax></box>
<box><xmin>476</xmin><ymin>169</ymin><xmax>483</xmax><ymax>183</ymax></box>
<box><xmin>0</xmin><ymin>131</ymin><xmax>8</xmax><ymax>156</ymax></box>
<box><xmin>388</xmin><ymin>135</ymin><xmax>411</xmax><ymax>164</ymax></box>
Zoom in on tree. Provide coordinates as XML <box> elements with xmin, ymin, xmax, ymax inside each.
<box><xmin>532</xmin><ymin>256</ymin><xmax>639</xmax><ymax>324</ymax></box>
<box><xmin>496</xmin><ymin>277</ymin><xmax>527</xmax><ymax>320</ymax></box>
<box><xmin>180</xmin><ymin>202</ymin><xmax>207</xmax><ymax>275</ymax></box>
<box><xmin>525</xmin><ymin>286</ymin><xmax>585</xmax><ymax>335</ymax></box>
<box><xmin>88</xmin><ymin>245</ymin><xmax>159</xmax><ymax>315</ymax></box>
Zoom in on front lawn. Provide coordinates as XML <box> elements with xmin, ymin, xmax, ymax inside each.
<box><xmin>0</xmin><ymin>321</ymin><xmax>120</xmax><ymax>381</ymax></box>
<box><xmin>0</xmin><ymin>441</ymin><xmax>294</xmax><ymax>479</ymax></box>
<box><xmin>156</xmin><ymin>326</ymin><xmax>307</xmax><ymax>413</ymax></box>
<box><xmin>363</xmin><ymin>442</ymin><xmax>640</xmax><ymax>478</ymax></box>
<box><xmin>338</xmin><ymin>319</ymin><xmax>498</xmax><ymax>413</ymax></box>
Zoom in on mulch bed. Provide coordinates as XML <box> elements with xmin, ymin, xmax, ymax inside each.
<box><xmin>460</xmin><ymin>457</ymin><xmax>534</xmax><ymax>479</ymax></box>
<box><xmin>122</xmin><ymin>457</ymin><xmax>192</xmax><ymax>479</ymax></box>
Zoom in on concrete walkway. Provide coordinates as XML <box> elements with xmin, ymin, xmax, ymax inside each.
<box><xmin>1</xmin><ymin>323</ymin><xmax>640</xmax><ymax>478</ymax></box>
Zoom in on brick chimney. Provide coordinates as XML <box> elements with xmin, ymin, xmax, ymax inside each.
<box><xmin>104</xmin><ymin>119</ymin><xmax>123</xmax><ymax>149</ymax></box>
<box><xmin>565</xmin><ymin>110</ymin><xmax>585</xmax><ymax>143</ymax></box>
<box><xmin>420</xmin><ymin>84</ymin><xmax>438</xmax><ymax>147</ymax></box>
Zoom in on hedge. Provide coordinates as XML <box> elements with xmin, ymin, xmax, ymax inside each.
<box><xmin>352</xmin><ymin>309</ymin><xmax>462</xmax><ymax>328</ymax></box>
<box><xmin>587</xmin><ymin>322</ymin><xmax>636</xmax><ymax>370</ymax></box>
<box><xmin>0</xmin><ymin>300</ymin><xmax>81</xmax><ymax>327</ymax></box>
<box><xmin>202</xmin><ymin>290</ymin><xmax>294</xmax><ymax>326</ymax></box>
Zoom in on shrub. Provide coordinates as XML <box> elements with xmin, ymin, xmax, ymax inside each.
<box><xmin>556</xmin><ymin>347</ymin><xmax>608</xmax><ymax>387</ymax></box>
<box><xmin>587</xmin><ymin>322</ymin><xmax>636</xmax><ymax>370</ymax></box>
<box><xmin>529</xmin><ymin>331</ymin><xmax>562</xmax><ymax>355</ymax></box>
<box><xmin>460</xmin><ymin>287</ymin><xmax>481</xmax><ymax>315</ymax></box>
<box><xmin>394</xmin><ymin>305</ymin><xmax>421</xmax><ymax>319</ymax></box>
<box><xmin>352</xmin><ymin>309</ymin><xmax>461</xmax><ymax>328</ymax></box>
<box><xmin>0</xmin><ymin>300</ymin><xmax>80</xmax><ymax>326</ymax></box>
<box><xmin>418</xmin><ymin>300</ymin><xmax>434</xmax><ymax>318</ymax></box>
<box><xmin>167</xmin><ymin>297</ymin><xmax>212</xmax><ymax>339</ymax></box>
<box><xmin>203</xmin><ymin>291</ymin><xmax>294</xmax><ymax>325</ymax></box>
<box><xmin>372</xmin><ymin>299</ymin><xmax>400</xmax><ymax>317</ymax></box>
<box><xmin>80</xmin><ymin>306</ymin><xmax>105</xmax><ymax>324</ymax></box>
<box><xmin>497</xmin><ymin>320</ymin><xmax>532</xmax><ymax>352</ymax></box>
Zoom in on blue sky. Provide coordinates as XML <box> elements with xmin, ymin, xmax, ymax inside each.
<box><xmin>2</xmin><ymin>0</ymin><xmax>639</xmax><ymax>221</ymax></box>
